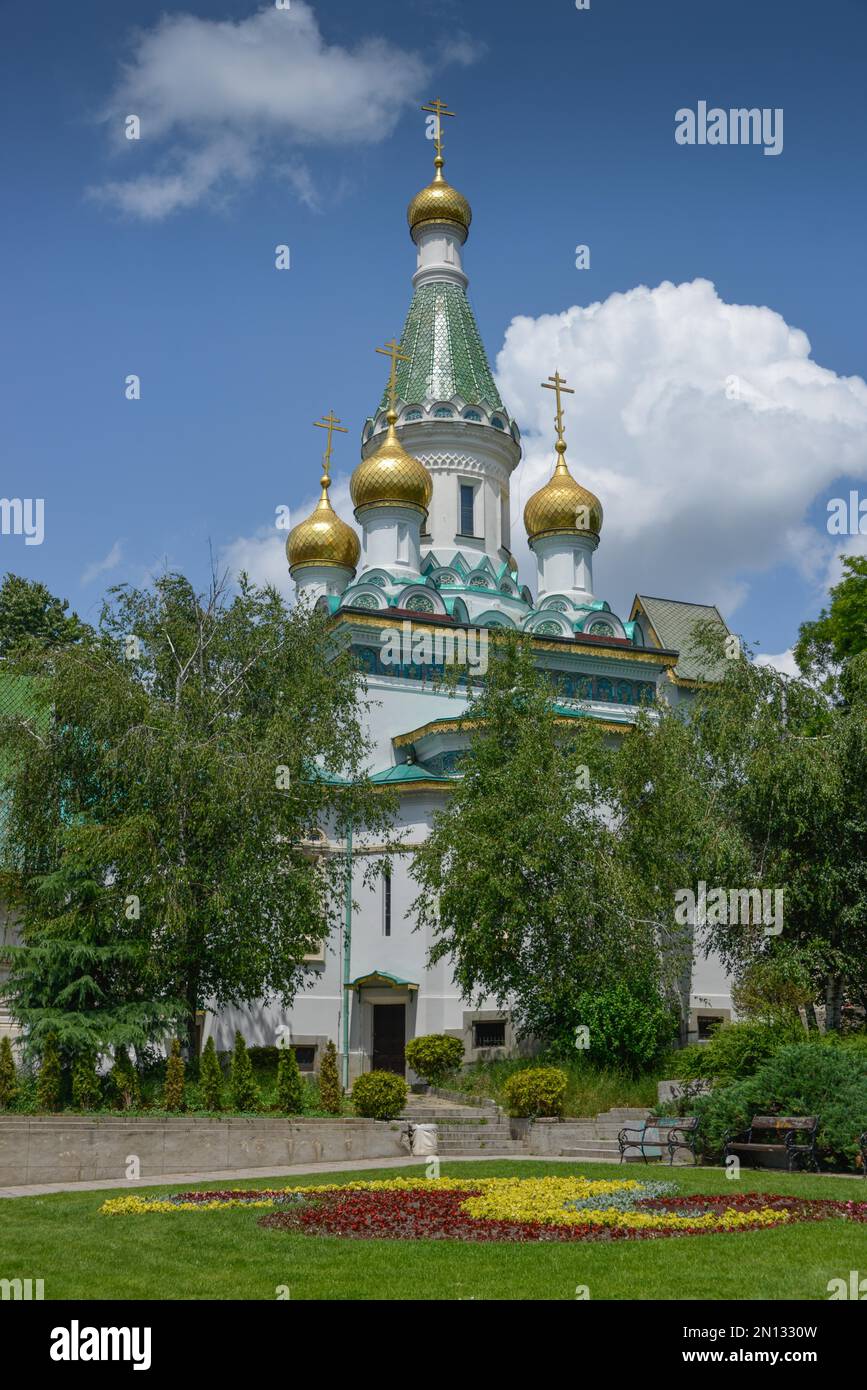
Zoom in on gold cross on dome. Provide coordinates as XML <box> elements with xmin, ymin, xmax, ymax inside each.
<box><xmin>421</xmin><ymin>97</ymin><xmax>456</xmax><ymax>161</ymax></box>
<box><xmin>376</xmin><ymin>339</ymin><xmax>410</xmax><ymax>412</ymax></box>
<box><xmin>313</xmin><ymin>410</ymin><xmax>348</xmax><ymax>475</ymax></box>
<box><xmin>542</xmin><ymin>370</ymin><xmax>575</xmax><ymax>447</ymax></box>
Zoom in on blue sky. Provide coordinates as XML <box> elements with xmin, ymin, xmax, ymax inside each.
<box><xmin>2</xmin><ymin>0</ymin><xmax>866</xmax><ymax>662</ymax></box>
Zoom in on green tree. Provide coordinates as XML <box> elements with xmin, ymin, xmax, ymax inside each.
<box><xmin>36</xmin><ymin>1032</ymin><xmax>62</xmax><ymax>1111</ymax></box>
<box><xmin>688</xmin><ymin>635</ymin><xmax>867</xmax><ymax>1030</ymax></box>
<box><xmin>0</xmin><ymin>574</ymin><xmax>85</xmax><ymax>656</ymax></box>
<box><xmin>317</xmin><ymin>1039</ymin><xmax>342</xmax><ymax>1114</ymax></box>
<box><xmin>795</xmin><ymin>555</ymin><xmax>867</xmax><ymax>690</ymax></box>
<box><xmin>0</xmin><ymin>569</ymin><xmax>391</xmax><ymax>1057</ymax></box>
<box><xmin>110</xmin><ymin>1046</ymin><xmax>141</xmax><ymax>1110</ymax></box>
<box><xmin>163</xmin><ymin>1038</ymin><xmax>186</xmax><ymax>1111</ymax></box>
<box><xmin>275</xmin><ymin>1041</ymin><xmax>304</xmax><ymax>1114</ymax></box>
<box><xmin>229</xmin><ymin>1031</ymin><xmax>259</xmax><ymax>1112</ymax></box>
<box><xmin>412</xmin><ymin>634</ymin><xmax>662</xmax><ymax>1047</ymax></box>
<box><xmin>198</xmin><ymin>1036</ymin><xmax>224</xmax><ymax>1111</ymax></box>
<box><xmin>0</xmin><ymin>1036</ymin><xmax>19</xmax><ymax>1109</ymax></box>
<box><xmin>71</xmin><ymin>1050</ymin><xmax>101</xmax><ymax>1110</ymax></box>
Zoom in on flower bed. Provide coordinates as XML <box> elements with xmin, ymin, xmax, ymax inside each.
<box><xmin>99</xmin><ymin>1176</ymin><xmax>867</xmax><ymax>1243</ymax></box>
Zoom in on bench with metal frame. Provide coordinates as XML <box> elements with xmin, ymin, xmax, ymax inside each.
<box><xmin>724</xmin><ymin>1115</ymin><xmax>819</xmax><ymax>1173</ymax></box>
<box><xmin>860</xmin><ymin>1131</ymin><xmax>867</xmax><ymax>1178</ymax></box>
<box><xmin>618</xmin><ymin>1115</ymin><xmax>700</xmax><ymax>1166</ymax></box>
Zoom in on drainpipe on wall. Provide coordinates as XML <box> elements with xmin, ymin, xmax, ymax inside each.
<box><xmin>342</xmin><ymin>821</ymin><xmax>353</xmax><ymax>1091</ymax></box>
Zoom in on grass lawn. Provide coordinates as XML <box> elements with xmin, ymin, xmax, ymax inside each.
<box><xmin>2</xmin><ymin>1161</ymin><xmax>865</xmax><ymax>1301</ymax></box>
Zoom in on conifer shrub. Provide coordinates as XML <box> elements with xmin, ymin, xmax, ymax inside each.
<box><xmin>71</xmin><ymin>1050</ymin><xmax>101</xmax><ymax>1111</ymax></box>
<box><xmin>229</xmin><ymin>1031</ymin><xmax>260</xmax><ymax>1112</ymax></box>
<box><xmin>502</xmin><ymin>1065</ymin><xmax>567</xmax><ymax>1118</ymax></box>
<box><xmin>351</xmin><ymin>1069</ymin><xmax>407</xmax><ymax>1120</ymax></box>
<box><xmin>163</xmin><ymin>1038</ymin><xmax>186</xmax><ymax>1112</ymax></box>
<box><xmin>198</xmin><ymin>1036</ymin><xmax>224</xmax><ymax>1111</ymax></box>
<box><xmin>405</xmin><ymin>1033</ymin><xmax>465</xmax><ymax>1086</ymax></box>
<box><xmin>36</xmin><ymin>1032</ymin><xmax>63</xmax><ymax>1111</ymax></box>
<box><xmin>110</xmin><ymin>1046</ymin><xmax>142</xmax><ymax>1110</ymax></box>
<box><xmin>318</xmin><ymin>1039</ymin><xmax>342</xmax><ymax>1114</ymax></box>
<box><xmin>0</xmin><ymin>1035</ymin><xmax>19</xmax><ymax>1109</ymax></box>
<box><xmin>275</xmin><ymin>1042</ymin><xmax>305</xmax><ymax>1114</ymax></box>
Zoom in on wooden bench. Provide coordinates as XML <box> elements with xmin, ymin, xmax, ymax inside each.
<box><xmin>724</xmin><ymin>1115</ymin><xmax>819</xmax><ymax>1173</ymax></box>
<box><xmin>618</xmin><ymin>1115</ymin><xmax>699</xmax><ymax>1166</ymax></box>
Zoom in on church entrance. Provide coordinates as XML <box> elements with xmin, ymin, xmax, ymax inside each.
<box><xmin>372</xmin><ymin>1004</ymin><xmax>406</xmax><ymax>1075</ymax></box>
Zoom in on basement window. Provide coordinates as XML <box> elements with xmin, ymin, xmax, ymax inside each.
<box><xmin>292</xmin><ymin>1046</ymin><xmax>316</xmax><ymax>1070</ymax></box>
<box><xmin>473</xmin><ymin>1020</ymin><xmax>506</xmax><ymax>1049</ymax></box>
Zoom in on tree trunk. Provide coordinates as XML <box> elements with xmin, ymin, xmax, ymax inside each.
<box><xmin>824</xmin><ymin>975</ymin><xmax>844</xmax><ymax>1034</ymax></box>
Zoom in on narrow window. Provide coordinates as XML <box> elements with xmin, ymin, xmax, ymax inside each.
<box><xmin>459</xmin><ymin>483</ymin><xmax>475</xmax><ymax>536</ymax></box>
<box><xmin>383</xmin><ymin>866</ymin><xmax>392</xmax><ymax>937</ymax></box>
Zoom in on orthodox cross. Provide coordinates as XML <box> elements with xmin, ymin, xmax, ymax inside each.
<box><xmin>542</xmin><ymin>370</ymin><xmax>575</xmax><ymax>447</ymax></box>
<box><xmin>421</xmin><ymin>97</ymin><xmax>456</xmax><ymax>161</ymax></box>
<box><xmin>313</xmin><ymin>411</ymin><xmax>348</xmax><ymax>476</ymax></box>
<box><xmin>375</xmin><ymin>339</ymin><xmax>410</xmax><ymax>412</ymax></box>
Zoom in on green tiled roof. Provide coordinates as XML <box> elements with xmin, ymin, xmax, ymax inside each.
<box><xmin>633</xmin><ymin>595</ymin><xmax>730</xmax><ymax>682</ymax></box>
<box><xmin>378</xmin><ymin>281</ymin><xmax>505</xmax><ymax>413</ymax></box>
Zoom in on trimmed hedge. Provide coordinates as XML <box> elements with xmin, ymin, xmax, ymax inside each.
<box><xmin>351</xmin><ymin>1070</ymin><xmax>408</xmax><ymax>1120</ymax></box>
<box><xmin>405</xmin><ymin>1034</ymin><xmax>464</xmax><ymax>1086</ymax></box>
<box><xmin>502</xmin><ymin>1066</ymin><xmax>567</xmax><ymax>1118</ymax></box>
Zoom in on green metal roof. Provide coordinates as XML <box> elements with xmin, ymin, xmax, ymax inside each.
<box><xmin>369</xmin><ymin>762</ymin><xmax>456</xmax><ymax>785</ymax></box>
<box><xmin>633</xmin><ymin>595</ymin><xmax>731</xmax><ymax>682</ymax></box>
<box><xmin>377</xmin><ymin>281</ymin><xmax>505</xmax><ymax>413</ymax></box>
<box><xmin>350</xmin><ymin>970</ymin><xmax>418</xmax><ymax>991</ymax></box>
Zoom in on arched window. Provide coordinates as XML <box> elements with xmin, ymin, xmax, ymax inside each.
<box><xmin>464</xmin><ymin>409</ymin><xmax>482</xmax><ymax>422</ymax></box>
<box><xmin>434</xmin><ymin>407</ymin><xmax>454</xmax><ymax>419</ymax></box>
<box><xmin>491</xmin><ymin>416</ymin><xmax>505</xmax><ymax>430</ymax></box>
<box><xmin>405</xmin><ymin>409</ymin><xmax>423</xmax><ymax>421</ymax></box>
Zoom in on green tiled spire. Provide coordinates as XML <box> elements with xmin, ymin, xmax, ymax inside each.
<box><xmin>377</xmin><ymin>282</ymin><xmax>505</xmax><ymax>413</ymax></box>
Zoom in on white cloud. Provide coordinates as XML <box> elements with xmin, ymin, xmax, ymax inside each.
<box><xmin>81</xmin><ymin>539</ymin><xmax>123</xmax><ymax>586</ymax></box>
<box><xmin>754</xmin><ymin>649</ymin><xmax>800</xmax><ymax>677</ymax></box>
<box><xmin>497</xmin><ymin>279</ymin><xmax>867</xmax><ymax>619</ymax></box>
<box><xmin>89</xmin><ymin>3</ymin><xmax>477</xmax><ymax>219</ymax></box>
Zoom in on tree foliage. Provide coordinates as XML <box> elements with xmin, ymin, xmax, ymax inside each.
<box><xmin>0</xmin><ymin>569</ymin><xmax>391</xmax><ymax>1055</ymax></box>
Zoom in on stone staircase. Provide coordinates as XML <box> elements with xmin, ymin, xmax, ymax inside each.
<box><xmin>557</xmin><ymin>1107</ymin><xmax>649</xmax><ymax>1163</ymax></box>
<box><xmin>399</xmin><ymin>1095</ymin><xmax>654</xmax><ymax>1162</ymax></box>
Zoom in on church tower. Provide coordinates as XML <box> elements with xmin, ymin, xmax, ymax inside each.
<box><xmin>360</xmin><ymin>100</ymin><xmax>521</xmax><ymax>575</ymax></box>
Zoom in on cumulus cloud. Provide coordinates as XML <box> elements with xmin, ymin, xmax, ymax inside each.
<box><xmin>81</xmin><ymin>539</ymin><xmax>123</xmax><ymax>586</ymax></box>
<box><xmin>89</xmin><ymin>3</ymin><xmax>476</xmax><ymax>219</ymax></box>
<box><xmin>497</xmin><ymin>279</ymin><xmax>867</xmax><ymax>619</ymax></box>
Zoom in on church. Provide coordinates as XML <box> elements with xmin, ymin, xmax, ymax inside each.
<box><xmin>208</xmin><ymin>102</ymin><xmax>736</xmax><ymax>1080</ymax></box>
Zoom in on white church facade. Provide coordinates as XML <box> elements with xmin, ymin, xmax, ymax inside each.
<box><xmin>207</xmin><ymin>108</ymin><xmax>735</xmax><ymax>1080</ymax></box>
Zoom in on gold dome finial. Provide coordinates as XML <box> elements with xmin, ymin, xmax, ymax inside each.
<box><xmin>408</xmin><ymin>98</ymin><xmax>472</xmax><ymax>240</ymax></box>
<box><xmin>286</xmin><ymin>412</ymin><xmax>361</xmax><ymax>573</ymax></box>
<box><xmin>523</xmin><ymin>371</ymin><xmax>603</xmax><ymax>543</ymax></box>
<box><xmin>350</xmin><ymin>342</ymin><xmax>433</xmax><ymax>515</ymax></box>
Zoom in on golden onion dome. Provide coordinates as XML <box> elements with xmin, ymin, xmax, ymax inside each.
<box><xmin>351</xmin><ymin>410</ymin><xmax>433</xmax><ymax>515</ymax></box>
<box><xmin>407</xmin><ymin>156</ymin><xmax>472</xmax><ymax>239</ymax></box>
<box><xmin>523</xmin><ymin>440</ymin><xmax>603</xmax><ymax>543</ymax></box>
<box><xmin>286</xmin><ymin>470</ymin><xmax>360</xmax><ymax>573</ymax></box>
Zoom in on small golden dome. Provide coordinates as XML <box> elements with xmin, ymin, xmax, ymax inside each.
<box><xmin>407</xmin><ymin>156</ymin><xmax>471</xmax><ymax>239</ymax></box>
<box><xmin>286</xmin><ymin>472</ymin><xmax>360</xmax><ymax>573</ymax></box>
<box><xmin>524</xmin><ymin>441</ymin><xmax>603</xmax><ymax>543</ymax></box>
<box><xmin>351</xmin><ymin>411</ymin><xmax>433</xmax><ymax>515</ymax></box>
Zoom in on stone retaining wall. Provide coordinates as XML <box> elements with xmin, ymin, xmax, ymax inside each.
<box><xmin>0</xmin><ymin>1116</ymin><xmax>406</xmax><ymax>1186</ymax></box>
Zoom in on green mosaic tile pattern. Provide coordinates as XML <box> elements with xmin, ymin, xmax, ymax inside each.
<box><xmin>378</xmin><ymin>282</ymin><xmax>505</xmax><ymax>413</ymax></box>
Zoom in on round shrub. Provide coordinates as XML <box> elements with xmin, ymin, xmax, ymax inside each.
<box><xmin>351</xmin><ymin>1070</ymin><xmax>408</xmax><ymax>1120</ymax></box>
<box><xmin>405</xmin><ymin>1033</ymin><xmax>464</xmax><ymax>1086</ymax></box>
<box><xmin>693</xmin><ymin>1041</ymin><xmax>867</xmax><ymax>1170</ymax></box>
<box><xmin>574</xmin><ymin>981</ymin><xmax>678</xmax><ymax>1077</ymax></box>
<box><xmin>502</xmin><ymin>1066</ymin><xmax>567</xmax><ymax>1118</ymax></box>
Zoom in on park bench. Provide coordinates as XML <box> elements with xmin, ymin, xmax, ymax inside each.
<box><xmin>860</xmin><ymin>1131</ymin><xmax>867</xmax><ymax>1178</ymax></box>
<box><xmin>618</xmin><ymin>1115</ymin><xmax>699</xmax><ymax>1166</ymax></box>
<box><xmin>724</xmin><ymin>1115</ymin><xmax>819</xmax><ymax>1173</ymax></box>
